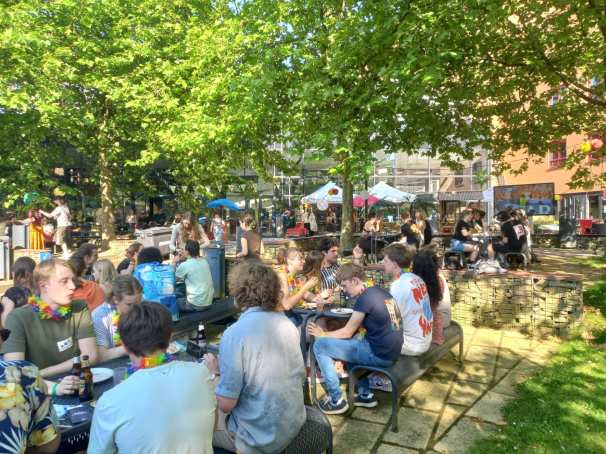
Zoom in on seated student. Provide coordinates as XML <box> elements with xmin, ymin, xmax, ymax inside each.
<box><xmin>133</xmin><ymin>247</ymin><xmax>176</xmax><ymax>303</ymax></box>
<box><xmin>450</xmin><ymin>210</ymin><xmax>480</xmax><ymax>262</ymax></box>
<box><xmin>173</xmin><ymin>240</ymin><xmax>214</xmax><ymax>312</ymax></box>
<box><xmin>204</xmin><ymin>261</ymin><xmax>305</xmax><ymax>453</ymax></box>
<box><xmin>2</xmin><ymin>259</ymin><xmax>97</xmax><ymax>395</ymax></box>
<box><xmin>318</xmin><ymin>237</ymin><xmax>340</xmax><ymax>292</ymax></box>
<box><xmin>74</xmin><ymin>243</ymin><xmax>98</xmax><ymax>280</ymax></box>
<box><xmin>276</xmin><ymin>248</ymin><xmax>321</xmax><ymax>325</ymax></box>
<box><xmin>307</xmin><ymin>263</ymin><xmax>404</xmax><ymax>414</ymax></box>
<box><xmin>92</xmin><ymin>258</ymin><xmax>117</xmax><ymax>299</ymax></box>
<box><xmin>383</xmin><ymin>243</ymin><xmax>433</xmax><ymax>355</ymax></box>
<box><xmin>117</xmin><ymin>241</ymin><xmax>143</xmax><ymax>275</ymax></box>
<box><xmin>92</xmin><ymin>275</ymin><xmax>143</xmax><ymax>362</ymax></box>
<box><xmin>487</xmin><ymin>210</ymin><xmax>528</xmax><ymax>260</ymax></box>
<box><xmin>69</xmin><ymin>254</ymin><xmax>105</xmax><ymax>312</ymax></box>
<box><xmin>1</xmin><ymin>256</ymin><xmax>36</xmax><ymax>326</ymax></box>
<box><xmin>412</xmin><ymin>247</ymin><xmax>449</xmax><ymax>345</ymax></box>
<box><xmin>88</xmin><ymin>302</ymin><xmax>216</xmax><ymax>454</ymax></box>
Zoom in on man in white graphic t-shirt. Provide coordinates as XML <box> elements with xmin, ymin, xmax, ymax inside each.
<box><xmin>40</xmin><ymin>198</ymin><xmax>72</xmax><ymax>259</ymax></box>
<box><xmin>382</xmin><ymin>243</ymin><xmax>433</xmax><ymax>356</ymax></box>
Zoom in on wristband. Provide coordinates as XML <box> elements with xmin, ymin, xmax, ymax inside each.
<box><xmin>51</xmin><ymin>382</ymin><xmax>58</xmax><ymax>398</ymax></box>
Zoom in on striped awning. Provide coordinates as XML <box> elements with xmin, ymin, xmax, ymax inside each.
<box><xmin>437</xmin><ymin>191</ymin><xmax>484</xmax><ymax>202</ymax></box>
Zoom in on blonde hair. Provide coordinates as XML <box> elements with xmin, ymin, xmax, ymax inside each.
<box><xmin>33</xmin><ymin>259</ymin><xmax>73</xmax><ymax>291</ymax></box>
<box><xmin>93</xmin><ymin>259</ymin><xmax>117</xmax><ymax>296</ymax></box>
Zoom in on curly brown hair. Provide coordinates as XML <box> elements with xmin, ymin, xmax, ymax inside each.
<box><xmin>228</xmin><ymin>261</ymin><xmax>282</xmax><ymax>311</ymax></box>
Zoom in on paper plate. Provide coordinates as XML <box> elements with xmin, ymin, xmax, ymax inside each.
<box><xmin>91</xmin><ymin>368</ymin><xmax>113</xmax><ymax>384</ymax></box>
<box><xmin>330</xmin><ymin>308</ymin><xmax>353</xmax><ymax>315</ymax></box>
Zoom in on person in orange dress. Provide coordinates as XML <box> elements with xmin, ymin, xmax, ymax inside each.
<box><xmin>28</xmin><ymin>208</ymin><xmax>45</xmax><ymax>250</ymax></box>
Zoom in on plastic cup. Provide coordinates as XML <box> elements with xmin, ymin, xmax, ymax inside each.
<box><xmin>113</xmin><ymin>367</ymin><xmax>127</xmax><ymax>386</ymax></box>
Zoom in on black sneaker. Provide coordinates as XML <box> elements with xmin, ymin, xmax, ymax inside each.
<box><xmin>354</xmin><ymin>393</ymin><xmax>378</xmax><ymax>408</ymax></box>
<box><xmin>318</xmin><ymin>396</ymin><xmax>349</xmax><ymax>415</ymax></box>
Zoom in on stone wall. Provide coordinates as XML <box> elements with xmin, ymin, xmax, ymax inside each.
<box><xmin>446</xmin><ymin>270</ymin><xmax>583</xmax><ymax>337</ymax></box>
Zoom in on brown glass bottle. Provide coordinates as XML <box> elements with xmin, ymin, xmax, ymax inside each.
<box><xmin>71</xmin><ymin>356</ymin><xmax>81</xmax><ymax>376</ymax></box>
<box><xmin>79</xmin><ymin>355</ymin><xmax>94</xmax><ymax>402</ymax></box>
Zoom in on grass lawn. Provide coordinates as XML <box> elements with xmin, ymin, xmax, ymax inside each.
<box><xmin>469</xmin><ymin>254</ymin><xmax>606</xmax><ymax>454</ymax></box>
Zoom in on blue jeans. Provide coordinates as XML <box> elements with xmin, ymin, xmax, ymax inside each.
<box><xmin>313</xmin><ymin>337</ymin><xmax>393</xmax><ymax>402</ymax></box>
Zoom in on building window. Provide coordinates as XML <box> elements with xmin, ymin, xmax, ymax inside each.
<box><xmin>549</xmin><ymin>140</ymin><xmax>567</xmax><ymax>169</ymax></box>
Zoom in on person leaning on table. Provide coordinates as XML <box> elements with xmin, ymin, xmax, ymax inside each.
<box><xmin>88</xmin><ymin>301</ymin><xmax>216</xmax><ymax>454</ymax></box>
<box><xmin>204</xmin><ymin>260</ymin><xmax>306</xmax><ymax>454</ymax></box>
<box><xmin>1</xmin><ymin>259</ymin><xmax>98</xmax><ymax>398</ymax></box>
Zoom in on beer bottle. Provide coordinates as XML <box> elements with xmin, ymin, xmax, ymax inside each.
<box><xmin>71</xmin><ymin>356</ymin><xmax>81</xmax><ymax>376</ymax></box>
<box><xmin>197</xmin><ymin>323</ymin><xmax>207</xmax><ymax>348</ymax></box>
<box><xmin>79</xmin><ymin>355</ymin><xmax>94</xmax><ymax>402</ymax></box>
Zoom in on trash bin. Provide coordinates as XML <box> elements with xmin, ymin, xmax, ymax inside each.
<box><xmin>0</xmin><ymin>236</ymin><xmax>13</xmax><ymax>281</ymax></box>
<box><xmin>205</xmin><ymin>245</ymin><xmax>225</xmax><ymax>299</ymax></box>
<box><xmin>11</xmin><ymin>224</ymin><xmax>28</xmax><ymax>249</ymax></box>
<box><xmin>135</xmin><ymin>226</ymin><xmax>173</xmax><ymax>256</ymax></box>
<box><xmin>558</xmin><ymin>217</ymin><xmax>577</xmax><ymax>247</ymax></box>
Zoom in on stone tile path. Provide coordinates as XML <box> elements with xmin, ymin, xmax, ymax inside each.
<box><xmin>331</xmin><ymin>325</ymin><xmax>561</xmax><ymax>454</ymax></box>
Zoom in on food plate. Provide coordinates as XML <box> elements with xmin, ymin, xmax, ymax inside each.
<box><xmin>91</xmin><ymin>368</ymin><xmax>113</xmax><ymax>384</ymax></box>
<box><xmin>330</xmin><ymin>307</ymin><xmax>353</xmax><ymax>315</ymax></box>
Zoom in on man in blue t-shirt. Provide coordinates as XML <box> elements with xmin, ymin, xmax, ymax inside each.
<box><xmin>307</xmin><ymin>263</ymin><xmax>404</xmax><ymax>414</ymax></box>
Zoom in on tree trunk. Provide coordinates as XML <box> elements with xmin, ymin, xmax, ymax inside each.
<box><xmin>340</xmin><ymin>169</ymin><xmax>354</xmax><ymax>253</ymax></box>
<box><xmin>99</xmin><ymin>146</ymin><xmax>115</xmax><ymax>250</ymax></box>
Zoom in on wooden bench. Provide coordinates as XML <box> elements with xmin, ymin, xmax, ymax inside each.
<box><xmin>172</xmin><ymin>297</ymin><xmax>239</xmax><ymax>338</ymax></box>
<box><xmin>347</xmin><ymin>321</ymin><xmax>464</xmax><ymax>432</ymax></box>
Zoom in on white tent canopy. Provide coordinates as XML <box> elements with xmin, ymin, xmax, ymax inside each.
<box><xmin>301</xmin><ymin>182</ymin><xmax>343</xmax><ymax>204</ymax></box>
<box><xmin>369</xmin><ymin>181</ymin><xmax>416</xmax><ymax>203</ymax></box>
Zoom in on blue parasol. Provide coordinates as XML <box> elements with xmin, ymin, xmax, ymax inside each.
<box><xmin>207</xmin><ymin>198</ymin><xmax>241</xmax><ymax>211</ymax></box>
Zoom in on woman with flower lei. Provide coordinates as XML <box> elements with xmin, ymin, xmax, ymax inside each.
<box><xmin>91</xmin><ymin>275</ymin><xmax>143</xmax><ymax>363</ymax></box>
<box><xmin>275</xmin><ymin>248</ymin><xmax>323</xmax><ymax>326</ymax></box>
<box><xmin>1</xmin><ymin>259</ymin><xmax>98</xmax><ymax>397</ymax></box>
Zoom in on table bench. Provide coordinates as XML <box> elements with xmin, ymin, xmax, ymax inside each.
<box><xmin>347</xmin><ymin>320</ymin><xmax>464</xmax><ymax>432</ymax></box>
<box><xmin>172</xmin><ymin>297</ymin><xmax>239</xmax><ymax>337</ymax></box>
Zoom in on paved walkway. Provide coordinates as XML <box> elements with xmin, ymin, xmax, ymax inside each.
<box><xmin>329</xmin><ymin>325</ymin><xmax>561</xmax><ymax>453</ymax></box>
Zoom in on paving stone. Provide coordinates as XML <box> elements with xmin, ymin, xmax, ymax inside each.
<box><xmin>458</xmin><ymin>362</ymin><xmax>494</xmax><ymax>384</ymax></box>
<box><xmin>471</xmin><ymin>328</ymin><xmax>502</xmax><ymax>347</ymax></box>
<box><xmin>375</xmin><ymin>444</ymin><xmax>419</xmax><ymax>454</ymax></box>
<box><xmin>434</xmin><ymin>404</ymin><xmax>466</xmax><ymax>439</ymax></box>
<box><xmin>404</xmin><ymin>378</ymin><xmax>451</xmax><ymax>412</ymax></box>
<box><xmin>513</xmin><ymin>359</ymin><xmax>542</xmax><ymax>375</ymax></box>
<box><xmin>332</xmin><ymin>420</ymin><xmax>384</xmax><ymax>454</ymax></box>
<box><xmin>501</xmin><ymin>329</ymin><xmax>530</xmax><ymax>339</ymax></box>
<box><xmin>466</xmin><ymin>391</ymin><xmax>512</xmax><ymax>425</ymax></box>
<box><xmin>497</xmin><ymin>348</ymin><xmax>524</xmax><ymax>369</ymax></box>
<box><xmin>430</xmin><ymin>355</ymin><xmax>461</xmax><ymax>375</ymax></box>
<box><xmin>448</xmin><ymin>380</ymin><xmax>487</xmax><ymax>406</ymax></box>
<box><xmin>352</xmin><ymin>394</ymin><xmax>394</xmax><ymax>424</ymax></box>
<box><xmin>500</xmin><ymin>335</ymin><xmax>533</xmax><ymax>351</ymax></box>
<box><xmin>465</xmin><ymin>346</ymin><xmax>498</xmax><ymax>365</ymax></box>
<box><xmin>432</xmin><ymin>416</ymin><xmax>496</xmax><ymax>453</ymax></box>
<box><xmin>382</xmin><ymin>407</ymin><xmax>439</xmax><ymax>449</ymax></box>
<box><xmin>493</xmin><ymin>367</ymin><xmax>509</xmax><ymax>383</ymax></box>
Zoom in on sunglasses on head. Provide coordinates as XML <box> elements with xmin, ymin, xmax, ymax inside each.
<box><xmin>0</xmin><ymin>329</ymin><xmax>10</xmax><ymax>342</ymax></box>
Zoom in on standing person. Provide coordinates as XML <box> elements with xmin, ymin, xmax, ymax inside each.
<box><xmin>204</xmin><ymin>261</ymin><xmax>306</xmax><ymax>453</ymax></box>
<box><xmin>450</xmin><ymin>210</ymin><xmax>480</xmax><ymax>262</ymax></box>
<box><xmin>0</xmin><ymin>306</ymin><xmax>61</xmax><ymax>454</ymax></box>
<box><xmin>307</xmin><ymin>263</ymin><xmax>404</xmax><ymax>414</ymax></box>
<box><xmin>91</xmin><ymin>275</ymin><xmax>143</xmax><ymax>363</ymax></box>
<box><xmin>400</xmin><ymin>212</ymin><xmax>420</xmax><ymax>249</ymax></box>
<box><xmin>88</xmin><ymin>302</ymin><xmax>216</xmax><ymax>454</ymax></box>
<box><xmin>382</xmin><ymin>243</ymin><xmax>433</xmax><ymax>355</ymax></box>
<box><xmin>325</xmin><ymin>208</ymin><xmax>337</xmax><ymax>232</ymax></box>
<box><xmin>39</xmin><ymin>198</ymin><xmax>71</xmax><ymax>259</ymax></box>
<box><xmin>281</xmin><ymin>208</ymin><xmax>291</xmax><ymax>237</ymax></box>
<box><xmin>169</xmin><ymin>212</ymin><xmax>210</xmax><ymax>257</ymax></box>
<box><xmin>173</xmin><ymin>240</ymin><xmax>214</xmax><ymax>312</ymax></box>
<box><xmin>42</xmin><ymin>217</ymin><xmax>55</xmax><ymax>252</ymax></box>
<box><xmin>235</xmin><ymin>214</ymin><xmax>264</xmax><ymax>260</ymax></box>
<box><xmin>117</xmin><ymin>242</ymin><xmax>143</xmax><ymax>275</ymax></box>
<box><xmin>211</xmin><ymin>212</ymin><xmax>226</xmax><ymax>244</ymax></box>
<box><xmin>305</xmin><ymin>207</ymin><xmax>318</xmax><ymax>235</ymax></box>
<box><xmin>319</xmin><ymin>238</ymin><xmax>340</xmax><ymax>292</ymax></box>
<box><xmin>1</xmin><ymin>259</ymin><xmax>97</xmax><ymax>392</ymax></box>
<box><xmin>416</xmin><ymin>211</ymin><xmax>433</xmax><ymax>246</ymax></box>
<box><xmin>0</xmin><ymin>257</ymin><xmax>36</xmax><ymax>326</ymax></box>
<box><xmin>27</xmin><ymin>207</ymin><xmax>45</xmax><ymax>250</ymax></box>
<box><xmin>126</xmin><ymin>209</ymin><xmax>137</xmax><ymax>234</ymax></box>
